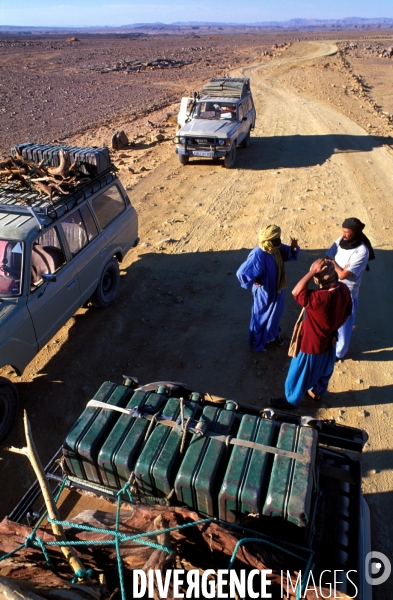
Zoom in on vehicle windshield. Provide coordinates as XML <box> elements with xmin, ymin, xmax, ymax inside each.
<box><xmin>193</xmin><ymin>101</ymin><xmax>237</xmax><ymax>120</ymax></box>
<box><xmin>0</xmin><ymin>240</ymin><xmax>23</xmax><ymax>296</ymax></box>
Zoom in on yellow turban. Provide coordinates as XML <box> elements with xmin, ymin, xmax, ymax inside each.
<box><xmin>258</xmin><ymin>224</ymin><xmax>287</xmax><ymax>294</ymax></box>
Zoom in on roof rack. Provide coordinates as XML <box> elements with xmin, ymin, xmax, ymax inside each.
<box><xmin>202</xmin><ymin>77</ymin><xmax>251</xmax><ymax>98</ymax></box>
<box><xmin>0</xmin><ymin>168</ymin><xmax>117</xmax><ymax>225</ymax></box>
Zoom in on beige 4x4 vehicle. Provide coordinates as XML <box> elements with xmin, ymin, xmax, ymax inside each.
<box><xmin>0</xmin><ymin>144</ymin><xmax>138</xmax><ymax>442</ymax></box>
<box><xmin>175</xmin><ymin>77</ymin><xmax>256</xmax><ymax>168</ymax></box>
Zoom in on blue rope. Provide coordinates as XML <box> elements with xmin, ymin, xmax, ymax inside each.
<box><xmin>227</xmin><ymin>537</ymin><xmax>313</xmax><ymax>571</ymax></box>
<box><xmin>0</xmin><ymin>476</ymin><xmax>314</xmax><ymax>600</ymax></box>
<box><xmin>115</xmin><ymin>487</ymin><xmax>126</xmax><ymax>600</ymax></box>
<box><xmin>72</xmin><ymin>569</ymin><xmax>93</xmax><ymax>584</ymax></box>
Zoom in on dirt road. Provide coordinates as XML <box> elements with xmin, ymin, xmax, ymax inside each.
<box><xmin>1</xmin><ymin>40</ymin><xmax>392</xmax><ymax>595</ymax></box>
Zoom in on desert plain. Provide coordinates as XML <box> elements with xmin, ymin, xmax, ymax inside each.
<box><xmin>0</xmin><ymin>28</ymin><xmax>393</xmax><ymax>597</ymax></box>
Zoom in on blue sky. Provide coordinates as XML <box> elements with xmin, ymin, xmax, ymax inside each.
<box><xmin>1</xmin><ymin>0</ymin><xmax>393</xmax><ymax>28</ymax></box>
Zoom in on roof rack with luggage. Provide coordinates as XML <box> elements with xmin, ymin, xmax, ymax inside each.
<box><xmin>201</xmin><ymin>77</ymin><xmax>251</xmax><ymax>98</ymax></box>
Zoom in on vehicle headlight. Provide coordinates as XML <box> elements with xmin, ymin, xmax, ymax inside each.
<box><xmin>218</xmin><ymin>139</ymin><xmax>225</xmax><ymax>146</ymax></box>
<box><xmin>179</xmin><ymin>137</ymin><xmax>186</xmax><ymax>144</ymax></box>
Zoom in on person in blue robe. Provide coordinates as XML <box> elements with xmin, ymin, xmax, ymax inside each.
<box><xmin>236</xmin><ymin>224</ymin><xmax>300</xmax><ymax>352</ymax></box>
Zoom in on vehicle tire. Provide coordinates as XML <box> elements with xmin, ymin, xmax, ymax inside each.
<box><xmin>91</xmin><ymin>258</ymin><xmax>120</xmax><ymax>308</ymax></box>
<box><xmin>0</xmin><ymin>377</ymin><xmax>19</xmax><ymax>444</ymax></box>
<box><xmin>241</xmin><ymin>129</ymin><xmax>251</xmax><ymax>148</ymax></box>
<box><xmin>224</xmin><ymin>144</ymin><xmax>237</xmax><ymax>168</ymax></box>
<box><xmin>178</xmin><ymin>154</ymin><xmax>189</xmax><ymax>165</ymax></box>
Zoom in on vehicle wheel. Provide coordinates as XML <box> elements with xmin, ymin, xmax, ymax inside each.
<box><xmin>224</xmin><ymin>144</ymin><xmax>237</xmax><ymax>168</ymax></box>
<box><xmin>178</xmin><ymin>154</ymin><xmax>189</xmax><ymax>165</ymax></box>
<box><xmin>91</xmin><ymin>258</ymin><xmax>120</xmax><ymax>308</ymax></box>
<box><xmin>241</xmin><ymin>129</ymin><xmax>251</xmax><ymax>148</ymax></box>
<box><xmin>0</xmin><ymin>377</ymin><xmax>19</xmax><ymax>444</ymax></box>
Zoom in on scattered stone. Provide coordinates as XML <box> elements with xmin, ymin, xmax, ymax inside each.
<box><xmin>176</xmin><ymin>295</ymin><xmax>184</xmax><ymax>303</ymax></box>
<box><xmin>356</xmin><ymin>378</ymin><xmax>363</xmax><ymax>384</ymax></box>
<box><xmin>111</xmin><ymin>130</ymin><xmax>129</xmax><ymax>150</ymax></box>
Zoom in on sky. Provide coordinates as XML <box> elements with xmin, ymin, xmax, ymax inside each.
<box><xmin>1</xmin><ymin>0</ymin><xmax>393</xmax><ymax>28</ymax></box>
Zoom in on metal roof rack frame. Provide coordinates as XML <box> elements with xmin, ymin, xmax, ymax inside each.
<box><xmin>0</xmin><ymin>167</ymin><xmax>117</xmax><ymax>227</ymax></box>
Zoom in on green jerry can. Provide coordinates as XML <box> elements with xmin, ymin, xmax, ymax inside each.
<box><xmin>63</xmin><ymin>381</ymin><xmax>131</xmax><ymax>480</ymax></box>
<box><xmin>218</xmin><ymin>414</ymin><xmax>277</xmax><ymax>523</ymax></box>
<box><xmin>262</xmin><ymin>422</ymin><xmax>317</xmax><ymax>527</ymax></box>
<box><xmin>134</xmin><ymin>397</ymin><xmax>201</xmax><ymax>502</ymax></box>
<box><xmin>174</xmin><ymin>405</ymin><xmax>237</xmax><ymax>518</ymax></box>
<box><xmin>97</xmin><ymin>386</ymin><xmax>169</xmax><ymax>489</ymax></box>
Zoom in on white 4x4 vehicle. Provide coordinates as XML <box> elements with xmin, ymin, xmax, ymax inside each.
<box><xmin>0</xmin><ymin>144</ymin><xmax>138</xmax><ymax>442</ymax></box>
<box><xmin>175</xmin><ymin>78</ymin><xmax>256</xmax><ymax>168</ymax></box>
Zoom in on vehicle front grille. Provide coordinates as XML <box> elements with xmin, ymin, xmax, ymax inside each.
<box><xmin>185</xmin><ymin>137</ymin><xmax>218</xmax><ymax>148</ymax></box>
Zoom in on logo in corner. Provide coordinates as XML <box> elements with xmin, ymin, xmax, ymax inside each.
<box><xmin>365</xmin><ymin>551</ymin><xmax>391</xmax><ymax>586</ymax></box>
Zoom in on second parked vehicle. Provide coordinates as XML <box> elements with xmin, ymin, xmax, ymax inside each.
<box><xmin>0</xmin><ymin>143</ymin><xmax>138</xmax><ymax>442</ymax></box>
<box><xmin>175</xmin><ymin>77</ymin><xmax>256</xmax><ymax>168</ymax></box>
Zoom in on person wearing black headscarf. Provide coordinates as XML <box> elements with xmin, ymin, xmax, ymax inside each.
<box><xmin>326</xmin><ymin>217</ymin><xmax>375</xmax><ymax>359</ymax></box>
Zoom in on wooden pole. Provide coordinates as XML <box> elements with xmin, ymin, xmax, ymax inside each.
<box><xmin>9</xmin><ymin>410</ymin><xmax>87</xmax><ymax>579</ymax></box>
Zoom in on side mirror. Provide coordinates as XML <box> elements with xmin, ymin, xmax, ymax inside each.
<box><xmin>242</xmin><ymin>116</ymin><xmax>248</xmax><ymax>122</ymax></box>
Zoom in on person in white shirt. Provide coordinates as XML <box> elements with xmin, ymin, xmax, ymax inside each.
<box><xmin>326</xmin><ymin>217</ymin><xmax>375</xmax><ymax>359</ymax></box>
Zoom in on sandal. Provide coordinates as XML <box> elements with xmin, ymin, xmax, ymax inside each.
<box><xmin>306</xmin><ymin>389</ymin><xmax>321</xmax><ymax>401</ymax></box>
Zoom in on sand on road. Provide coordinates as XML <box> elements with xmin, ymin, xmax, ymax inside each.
<box><xmin>1</xmin><ymin>40</ymin><xmax>392</xmax><ymax>596</ymax></box>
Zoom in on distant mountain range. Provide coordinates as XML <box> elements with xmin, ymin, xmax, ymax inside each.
<box><xmin>169</xmin><ymin>18</ymin><xmax>393</xmax><ymax>27</ymax></box>
<box><xmin>1</xmin><ymin>17</ymin><xmax>393</xmax><ymax>34</ymax></box>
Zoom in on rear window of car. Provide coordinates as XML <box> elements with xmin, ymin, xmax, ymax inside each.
<box><xmin>60</xmin><ymin>205</ymin><xmax>99</xmax><ymax>257</ymax></box>
<box><xmin>91</xmin><ymin>185</ymin><xmax>126</xmax><ymax>229</ymax></box>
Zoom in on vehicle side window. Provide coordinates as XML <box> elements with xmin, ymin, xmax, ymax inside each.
<box><xmin>91</xmin><ymin>185</ymin><xmax>126</xmax><ymax>230</ymax></box>
<box><xmin>31</xmin><ymin>227</ymin><xmax>66</xmax><ymax>290</ymax></box>
<box><xmin>60</xmin><ymin>209</ymin><xmax>90</xmax><ymax>257</ymax></box>
<box><xmin>80</xmin><ymin>204</ymin><xmax>99</xmax><ymax>241</ymax></box>
<box><xmin>238</xmin><ymin>103</ymin><xmax>245</xmax><ymax>120</ymax></box>
<box><xmin>0</xmin><ymin>240</ymin><xmax>23</xmax><ymax>296</ymax></box>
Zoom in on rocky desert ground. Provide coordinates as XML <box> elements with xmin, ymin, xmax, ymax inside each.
<box><xmin>0</xmin><ymin>29</ymin><xmax>393</xmax><ymax>597</ymax></box>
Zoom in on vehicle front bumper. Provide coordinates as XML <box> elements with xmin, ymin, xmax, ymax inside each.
<box><xmin>176</xmin><ymin>145</ymin><xmax>228</xmax><ymax>159</ymax></box>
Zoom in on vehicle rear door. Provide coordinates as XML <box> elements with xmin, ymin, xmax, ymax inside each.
<box><xmin>59</xmin><ymin>204</ymin><xmax>108</xmax><ymax>304</ymax></box>
<box><xmin>90</xmin><ymin>183</ymin><xmax>137</xmax><ymax>259</ymax></box>
<box><xmin>26</xmin><ymin>225</ymin><xmax>81</xmax><ymax>350</ymax></box>
<box><xmin>237</xmin><ymin>101</ymin><xmax>248</xmax><ymax>142</ymax></box>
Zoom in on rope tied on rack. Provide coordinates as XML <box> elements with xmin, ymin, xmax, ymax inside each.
<box><xmin>71</xmin><ymin>568</ymin><xmax>94</xmax><ymax>584</ymax></box>
<box><xmin>0</xmin><ymin>472</ymin><xmax>315</xmax><ymax>600</ymax></box>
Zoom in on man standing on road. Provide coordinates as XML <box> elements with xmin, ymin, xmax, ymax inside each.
<box><xmin>270</xmin><ymin>259</ymin><xmax>352</xmax><ymax>410</ymax></box>
<box><xmin>326</xmin><ymin>217</ymin><xmax>375</xmax><ymax>360</ymax></box>
<box><xmin>236</xmin><ymin>224</ymin><xmax>300</xmax><ymax>352</ymax></box>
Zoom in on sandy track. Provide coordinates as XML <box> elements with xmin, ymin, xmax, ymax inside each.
<box><xmin>1</xmin><ymin>40</ymin><xmax>392</xmax><ymax>595</ymax></box>
<box><xmin>131</xmin><ymin>42</ymin><xmax>393</xmax><ymax>593</ymax></box>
